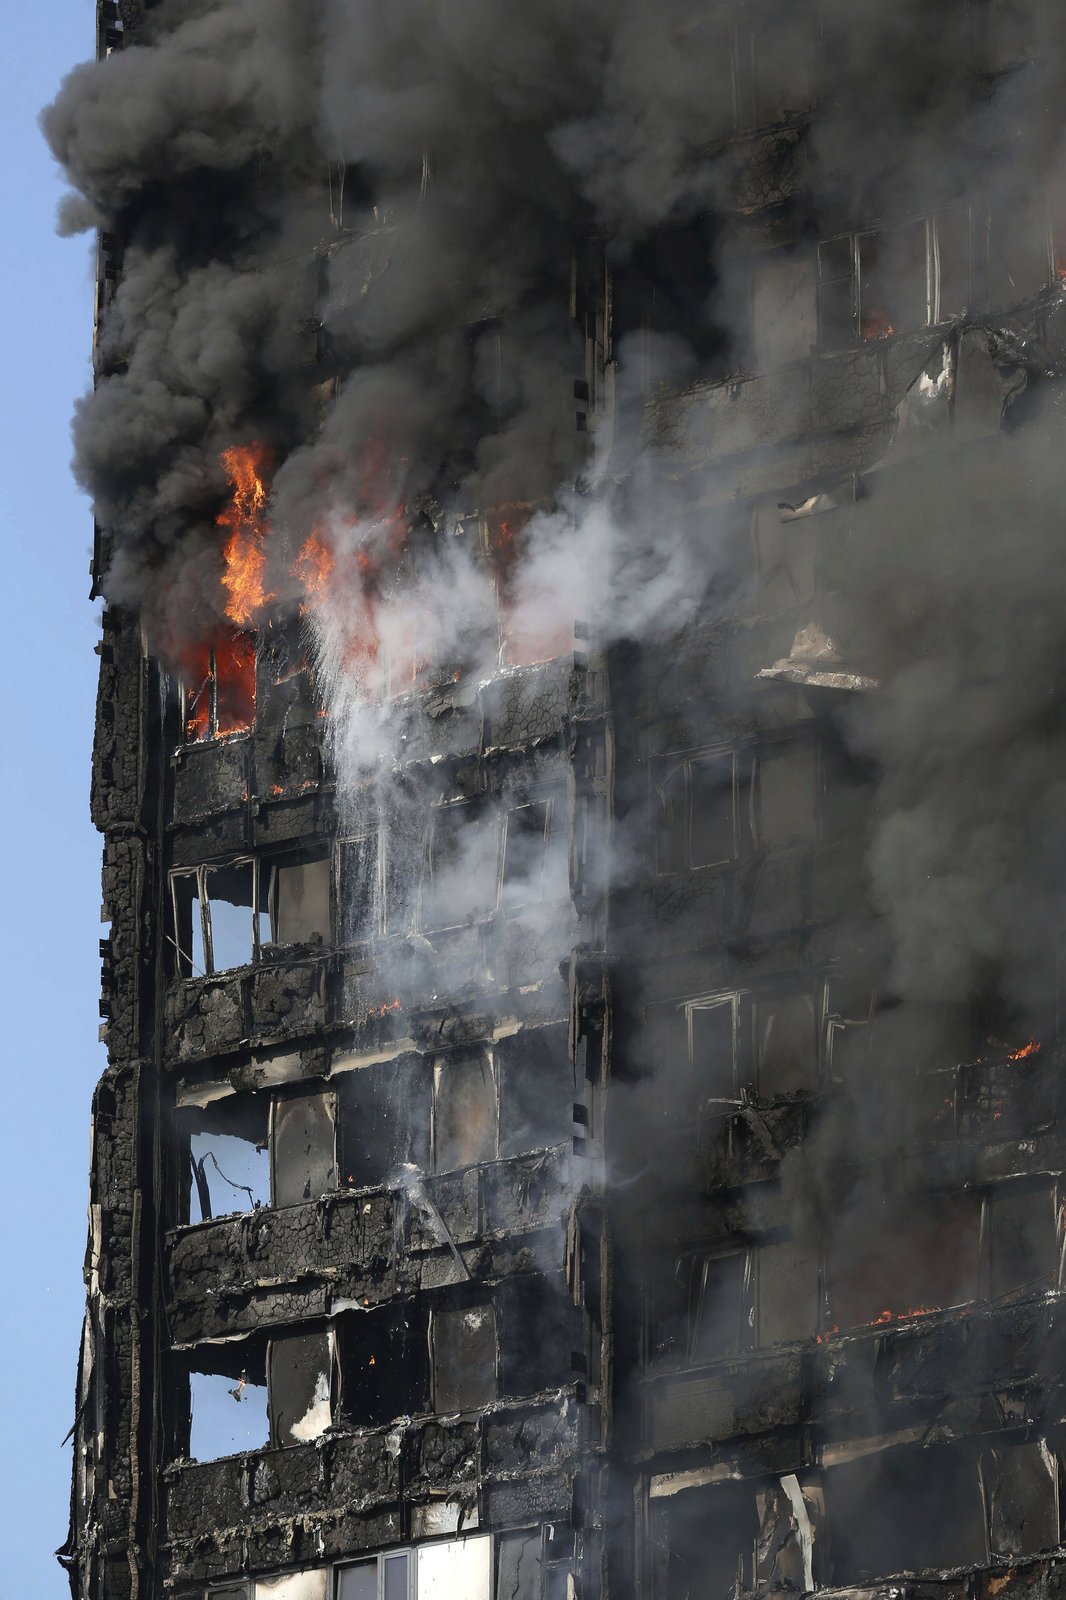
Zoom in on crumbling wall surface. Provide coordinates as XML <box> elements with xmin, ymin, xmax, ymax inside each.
<box><xmin>162</xmin><ymin>1392</ymin><xmax>582</xmax><ymax>1586</ymax></box>
<box><xmin>165</xmin><ymin>1147</ymin><xmax>571</xmax><ymax>1343</ymax></box>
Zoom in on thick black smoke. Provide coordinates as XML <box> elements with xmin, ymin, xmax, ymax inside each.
<box><xmin>46</xmin><ymin>1</ymin><xmax>1066</xmax><ymax>1212</ymax></box>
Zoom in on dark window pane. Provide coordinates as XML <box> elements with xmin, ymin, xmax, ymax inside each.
<box><xmin>653</xmin><ymin>1482</ymin><xmax>761</xmax><ymax>1600</ymax></box>
<box><xmin>496</xmin><ymin>1532</ymin><xmax>542</xmax><ymax>1600</ymax></box>
<box><xmin>819</xmin><ymin>277</ymin><xmax>855</xmax><ymax>349</ymax></box>
<box><xmin>497</xmin><ymin>1026</ymin><xmax>573</xmax><ymax>1158</ymax></box>
<box><xmin>689</xmin><ymin>753</ymin><xmax>736</xmax><ymax>868</ymax></box>
<box><xmin>432</xmin><ymin>1302</ymin><xmax>498</xmax><ymax>1413</ymax></box>
<box><xmin>991</xmin><ymin>1181</ymin><xmax>1058</xmax><ymax>1300</ymax></box>
<box><xmin>986</xmin><ymin>1441</ymin><xmax>1059</xmax><ymax>1557</ymax></box>
<box><xmin>758</xmin><ymin>1240</ymin><xmax>819</xmax><ymax>1345</ymax></box>
<box><xmin>336</xmin><ymin>1562</ymin><xmax>377</xmax><ymax>1600</ymax></box>
<box><xmin>752</xmin><ymin>253</ymin><xmax>817</xmax><ymax>369</ymax></box>
<box><xmin>689</xmin><ymin>1252</ymin><xmax>749</xmax><ymax>1362</ymax></box>
<box><xmin>690</xmin><ymin>1002</ymin><xmax>737</xmax><ymax>1101</ymax></box>
<box><xmin>824</xmin><ymin>1443</ymin><xmax>985</xmax><ymax>1581</ymax></box>
<box><xmin>270</xmin><ymin>857</ymin><xmax>330</xmax><ymax>947</ymax></box>
<box><xmin>340</xmin><ymin>1307</ymin><xmax>428</xmax><ymax>1428</ymax></box>
<box><xmin>859</xmin><ymin>222</ymin><xmax>928</xmax><ymax>340</ymax></box>
<box><xmin>655</xmin><ymin>763</ymin><xmax>687</xmax><ymax>874</ymax></box>
<box><xmin>434</xmin><ymin>1050</ymin><xmax>496</xmax><ymax>1170</ymax></box>
<box><xmin>757</xmin><ymin>743</ymin><xmax>818</xmax><ymax>849</ymax></box>
<box><xmin>383</xmin><ymin>1553</ymin><xmax>408</xmax><ymax>1600</ymax></box>
<box><xmin>338</xmin><ymin>1057</ymin><xmax>430</xmax><ymax>1190</ymax></box>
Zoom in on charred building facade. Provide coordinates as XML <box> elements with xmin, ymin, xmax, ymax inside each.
<box><xmin>51</xmin><ymin>2</ymin><xmax>1066</xmax><ymax>1599</ymax></box>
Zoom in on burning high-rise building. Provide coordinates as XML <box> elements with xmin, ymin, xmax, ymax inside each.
<box><xmin>47</xmin><ymin>1</ymin><xmax>1066</xmax><ymax>1597</ymax></box>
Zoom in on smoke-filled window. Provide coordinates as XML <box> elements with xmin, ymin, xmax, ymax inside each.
<box><xmin>420</xmin><ymin>802</ymin><xmax>499</xmax><ymax>931</ymax></box>
<box><xmin>500</xmin><ymin>787</ymin><xmax>569</xmax><ymax>906</ymax></box>
<box><xmin>751</xmin><ymin>249</ymin><xmax>818</xmax><ymax>371</ymax></box>
<box><xmin>822</xmin><ymin>1441</ymin><xmax>986</xmax><ymax>1581</ymax></box>
<box><xmin>647</xmin><ymin>1236</ymin><xmax>818</xmax><ymax>1367</ymax></box>
<box><xmin>170</xmin><ymin>849</ymin><xmax>331</xmax><ymax>977</ymax></box>
<box><xmin>979</xmin><ymin>194</ymin><xmax>1054</xmax><ymax>308</ymax></box>
<box><xmin>827</xmin><ymin>1193</ymin><xmax>982</xmax><ymax>1329</ymax></box>
<box><xmin>819</xmin><ymin>219</ymin><xmax>948</xmax><ymax>347</ymax></box>
<box><xmin>740</xmin><ymin>14</ymin><xmax>817</xmax><ymax>127</ymax></box>
<box><xmin>655</xmin><ymin>750</ymin><xmax>737</xmax><ymax>874</ymax></box>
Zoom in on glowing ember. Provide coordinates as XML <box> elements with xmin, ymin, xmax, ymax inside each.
<box><xmin>217</xmin><ymin>443</ymin><xmax>275</xmax><ymax>626</ymax></box>
<box><xmin>1007</xmin><ymin>1038</ymin><xmax>1041</xmax><ymax>1060</ymax></box>
<box><xmin>861</xmin><ymin>306</ymin><xmax>894</xmax><ymax>341</ymax></box>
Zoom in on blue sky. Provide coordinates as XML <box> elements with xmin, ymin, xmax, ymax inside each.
<box><xmin>0</xmin><ymin>2</ymin><xmax>106</xmax><ymax>1592</ymax></box>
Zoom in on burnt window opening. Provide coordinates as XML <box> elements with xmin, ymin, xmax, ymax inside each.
<box><xmin>430</xmin><ymin>1298</ymin><xmax>498</xmax><ymax>1415</ymax></box>
<box><xmin>819</xmin><ymin>217</ymin><xmax>960</xmax><ymax>349</ymax></box>
<box><xmin>170</xmin><ymin>849</ymin><xmax>331</xmax><ymax>977</ymax></box>
<box><xmin>731</xmin><ymin>14</ymin><xmax>817</xmax><ymax>129</ymax></box>
<box><xmin>337</xmin><ymin>831</ymin><xmax>383</xmax><ymax>943</ymax></box>
<box><xmin>827</xmin><ymin>1192</ymin><xmax>982</xmax><ymax>1330</ymax></box>
<box><xmin>651</xmin><ymin>1479</ymin><xmax>763</xmax><ymax>1600</ymax></box>
<box><xmin>177</xmin><ymin>630</ymin><xmax>256</xmax><ymax>743</ymax></box>
<box><xmin>335</xmin><ymin>1535</ymin><xmax>493</xmax><ymax>1600</ymax></box>
<box><xmin>181</xmin><ymin>1340</ymin><xmax>269</xmax><ymax>1463</ymax></box>
<box><xmin>271</xmin><ymin>1090</ymin><xmax>338</xmax><ymax>1208</ymax></box>
<box><xmin>646</xmin><ymin>982</ymin><xmax>824</xmax><ymax>1125</ymax></box>
<box><xmin>688</xmin><ymin>994</ymin><xmax>740</xmax><ymax>1104</ymax></box>
<box><xmin>433</xmin><ymin>1048</ymin><xmax>497</xmax><ymax>1171</ymax></box>
<box><xmin>268</xmin><ymin>1327</ymin><xmax>335</xmax><ymax>1446</ymax></box>
<box><xmin>338</xmin><ymin>1304</ymin><xmax>429</xmax><ymax>1429</ymax></box>
<box><xmin>181</xmin><ymin>1095</ymin><xmax>270</xmax><ymax>1223</ymax></box>
<box><xmin>984</xmin><ymin>1438</ymin><xmax>1060</xmax><ymax>1557</ymax></box>
<box><xmin>822</xmin><ymin>1442</ymin><xmax>987</xmax><ymax>1581</ymax></box>
<box><xmin>500</xmin><ymin>786</ymin><xmax>569</xmax><ymax>907</ymax></box>
<box><xmin>647</xmin><ymin>1236</ymin><xmax>818</xmax><ymax>1369</ymax></box>
<box><xmin>338</xmin><ymin>1057</ymin><xmax>431</xmax><ymax>1190</ymax></box>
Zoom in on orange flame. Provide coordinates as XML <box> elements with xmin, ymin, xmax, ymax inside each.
<box><xmin>861</xmin><ymin>307</ymin><xmax>894</xmax><ymax>342</ymax></box>
<box><xmin>292</xmin><ymin>530</ymin><xmax>335</xmax><ymax>601</ymax></box>
<box><xmin>217</xmin><ymin>443</ymin><xmax>275</xmax><ymax>626</ymax></box>
<box><xmin>1008</xmin><ymin>1038</ymin><xmax>1041</xmax><ymax>1060</ymax></box>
